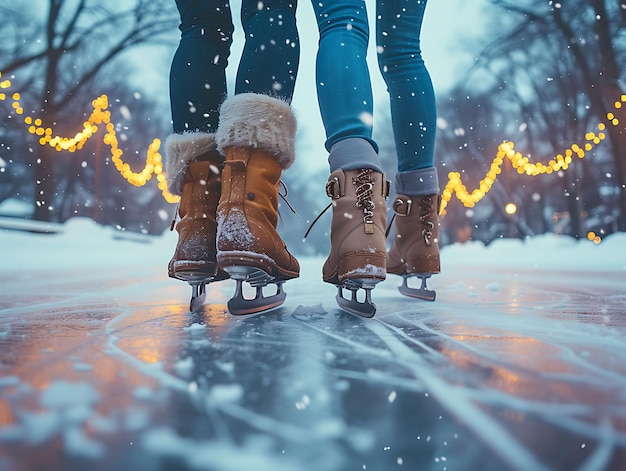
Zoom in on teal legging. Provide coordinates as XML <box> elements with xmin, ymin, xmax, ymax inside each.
<box><xmin>377</xmin><ymin>0</ymin><xmax>436</xmax><ymax>171</ymax></box>
<box><xmin>313</xmin><ymin>0</ymin><xmax>435</xmax><ymax>172</ymax></box>
<box><xmin>170</xmin><ymin>0</ymin><xmax>300</xmax><ymax>133</ymax></box>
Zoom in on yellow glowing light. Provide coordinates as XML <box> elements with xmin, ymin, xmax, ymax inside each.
<box><xmin>505</xmin><ymin>203</ymin><xmax>517</xmax><ymax>215</ymax></box>
<box><xmin>2</xmin><ymin>78</ymin><xmax>179</xmax><ymax>204</ymax></box>
<box><xmin>439</xmin><ymin>108</ymin><xmax>619</xmax><ymax>214</ymax></box>
<box><xmin>0</xmin><ymin>70</ymin><xmax>622</xmax><ymax>208</ymax></box>
<box><xmin>587</xmin><ymin>232</ymin><xmax>602</xmax><ymax>244</ymax></box>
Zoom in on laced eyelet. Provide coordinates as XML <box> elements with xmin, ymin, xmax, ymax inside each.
<box><xmin>354</xmin><ymin>169</ymin><xmax>375</xmax><ymax>229</ymax></box>
<box><xmin>326</xmin><ymin>176</ymin><xmax>340</xmax><ymax>198</ymax></box>
<box><xmin>418</xmin><ymin>196</ymin><xmax>434</xmax><ymax>245</ymax></box>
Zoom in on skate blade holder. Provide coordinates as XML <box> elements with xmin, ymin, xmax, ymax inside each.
<box><xmin>224</xmin><ymin>266</ymin><xmax>286</xmax><ymax>316</ymax></box>
<box><xmin>399</xmin><ymin>274</ymin><xmax>436</xmax><ymax>301</ymax></box>
<box><xmin>336</xmin><ymin>278</ymin><xmax>378</xmax><ymax>318</ymax></box>
<box><xmin>176</xmin><ymin>272</ymin><xmax>214</xmax><ymax>312</ymax></box>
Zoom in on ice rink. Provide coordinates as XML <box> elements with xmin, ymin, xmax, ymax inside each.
<box><xmin>1</xmin><ymin>219</ymin><xmax>625</xmax><ymax>470</ymax></box>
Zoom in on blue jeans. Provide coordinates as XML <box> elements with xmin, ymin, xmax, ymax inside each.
<box><xmin>377</xmin><ymin>0</ymin><xmax>435</xmax><ymax>172</ymax></box>
<box><xmin>312</xmin><ymin>0</ymin><xmax>376</xmax><ymax>155</ymax></box>
<box><xmin>170</xmin><ymin>0</ymin><xmax>300</xmax><ymax>133</ymax></box>
<box><xmin>313</xmin><ymin>0</ymin><xmax>435</xmax><ymax>173</ymax></box>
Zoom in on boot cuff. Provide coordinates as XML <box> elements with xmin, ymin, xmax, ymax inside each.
<box><xmin>216</xmin><ymin>93</ymin><xmax>297</xmax><ymax>169</ymax></box>
<box><xmin>164</xmin><ymin>132</ymin><xmax>217</xmax><ymax>195</ymax></box>
<box><xmin>395</xmin><ymin>167</ymin><xmax>440</xmax><ymax>196</ymax></box>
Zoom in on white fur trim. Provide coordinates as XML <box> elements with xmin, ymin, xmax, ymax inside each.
<box><xmin>164</xmin><ymin>132</ymin><xmax>217</xmax><ymax>195</ymax></box>
<box><xmin>215</xmin><ymin>94</ymin><xmax>297</xmax><ymax>169</ymax></box>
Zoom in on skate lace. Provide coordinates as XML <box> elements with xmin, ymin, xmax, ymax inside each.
<box><xmin>169</xmin><ymin>202</ymin><xmax>183</xmax><ymax>232</ymax></box>
<box><xmin>278</xmin><ymin>180</ymin><xmax>299</xmax><ymax>218</ymax></box>
<box><xmin>384</xmin><ymin>198</ymin><xmax>407</xmax><ymax>237</ymax></box>
<box><xmin>303</xmin><ymin>169</ymin><xmax>382</xmax><ymax>239</ymax></box>
<box><xmin>354</xmin><ymin>169</ymin><xmax>375</xmax><ymax>232</ymax></box>
<box><xmin>419</xmin><ymin>196</ymin><xmax>435</xmax><ymax>246</ymax></box>
<box><xmin>303</xmin><ymin>202</ymin><xmax>331</xmax><ymax>239</ymax></box>
<box><xmin>385</xmin><ymin>196</ymin><xmax>435</xmax><ymax>246</ymax></box>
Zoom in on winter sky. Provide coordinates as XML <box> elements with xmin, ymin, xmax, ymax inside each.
<box><xmin>289</xmin><ymin>0</ymin><xmax>490</xmax><ymax>169</ymax></box>
<box><xmin>124</xmin><ymin>0</ymin><xmax>490</xmax><ymax>173</ymax></box>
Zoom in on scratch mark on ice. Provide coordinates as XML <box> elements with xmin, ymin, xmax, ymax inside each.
<box><xmin>367</xmin><ymin>320</ymin><xmax>549</xmax><ymax>471</ymax></box>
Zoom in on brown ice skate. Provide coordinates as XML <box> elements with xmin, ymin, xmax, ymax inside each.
<box><xmin>165</xmin><ymin>132</ymin><xmax>228</xmax><ymax>311</ymax></box>
<box><xmin>387</xmin><ymin>194</ymin><xmax>440</xmax><ymax>301</ymax></box>
<box><xmin>215</xmin><ymin>93</ymin><xmax>300</xmax><ymax>315</ymax></box>
<box><xmin>323</xmin><ymin>168</ymin><xmax>389</xmax><ymax>317</ymax></box>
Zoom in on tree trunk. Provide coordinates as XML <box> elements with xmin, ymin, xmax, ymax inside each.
<box><xmin>599</xmin><ymin>83</ymin><xmax>626</xmax><ymax>231</ymax></box>
<box><xmin>593</xmin><ymin>0</ymin><xmax>626</xmax><ymax>230</ymax></box>
<box><xmin>552</xmin><ymin>0</ymin><xmax>626</xmax><ymax>230</ymax></box>
<box><xmin>33</xmin><ymin>1</ymin><xmax>62</xmax><ymax>222</ymax></box>
<box><xmin>33</xmin><ymin>145</ymin><xmax>66</xmax><ymax>222</ymax></box>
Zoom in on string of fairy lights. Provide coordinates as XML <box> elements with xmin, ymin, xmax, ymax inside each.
<box><xmin>1</xmin><ymin>71</ymin><xmax>624</xmax><ymax>216</ymax></box>
<box><xmin>1</xmin><ymin>72</ymin><xmax>178</xmax><ymax>204</ymax></box>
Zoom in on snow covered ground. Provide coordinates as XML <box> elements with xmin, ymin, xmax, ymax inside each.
<box><xmin>0</xmin><ymin>218</ymin><xmax>625</xmax><ymax>470</ymax></box>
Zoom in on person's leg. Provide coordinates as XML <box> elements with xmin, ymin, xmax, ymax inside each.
<box><xmin>215</xmin><ymin>93</ymin><xmax>300</xmax><ymax>315</ymax></box>
<box><xmin>312</xmin><ymin>0</ymin><xmax>388</xmax><ymax>316</ymax></box>
<box><xmin>167</xmin><ymin>0</ymin><xmax>235</xmax><ymax>309</ymax></box>
<box><xmin>169</xmin><ymin>0</ymin><xmax>234</xmax><ymax>133</ymax></box>
<box><xmin>236</xmin><ymin>0</ymin><xmax>300</xmax><ymax>101</ymax></box>
<box><xmin>376</xmin><ymin>0</ymin><xmax>436</xmax><ymax>174</ymax></box>
<box><xmin>312</xmin><ymin>0</ymin><xmax>381</xmax><ymax>172</ymax></box>
<box><xmin>378</xmin><ymin>0</ymin><xmax>440</xmax><ymax>300</ymax></box>
<box><xmin>214</xmin><ymin>0</ymin><xmax>301</xmax><ymax>314</ymax></box>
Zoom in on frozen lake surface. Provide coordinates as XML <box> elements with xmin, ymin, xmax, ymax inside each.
<box><xmin>1</xmin><ymin>219</ymin><xmax>625</xmax><ymax>470</ymax></box>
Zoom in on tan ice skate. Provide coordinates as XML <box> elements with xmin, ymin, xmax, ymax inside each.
<box><xmin>387</xmin><ymin>194</ymin><xmax>440</xmax><ymax>301</ymax></box>
<box><xmin>215</xmin><ymin>93</ymin><xmax>300</xmax><ymax>315</ymax></box>
<box><xmin>165</xmin><ymin>132</ymin><xmax>228</xmax><ymax>311</ymax></box>
<box><xmin>323</xmin><ymin>168</ymin><xmax>389</xmax><ymax>317</ymax></box>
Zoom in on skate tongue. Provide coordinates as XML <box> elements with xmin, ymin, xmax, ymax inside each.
<box><xmin>398</xmin><ymin>275</ymin><xmax>436</xmax><ymax>301</ymax></box>
<box><xmin>335</xmin><ymin>282</ymin><xmax>377</xmax><ymax>318</ymax></box>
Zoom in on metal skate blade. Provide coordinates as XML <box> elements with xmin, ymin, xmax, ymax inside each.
<box><xmin>398</xmin><ymin>275</ymin><xmax>436</xmax><ymax>301</ymax></box>
<box><xmin>336</xmin><ymin>282</ymin><xmax>377</xmax><ymax>318</ymax></box>
<box><xmin>227</xmin><ymin>286</ymin><xmax>286</xmax><ymax>315</ymax></box>
<box><xmin>190</xmin><ymin>292</ymin><xmax>207</xmax><ymax>312</ymax></box>
<box><xmin>189</xmin><ymin>279</ymin><xmax>207</xmax><ymax>312</ymax></box>
<box><xmin>224</xmin><ymin>266</ymin><xmax>287</xmax><ymax>315</ymax></box>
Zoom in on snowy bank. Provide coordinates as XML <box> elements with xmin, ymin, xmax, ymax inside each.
<box><xmin>442</xmin><ymin>232</ymin><xmax>626</xmax><ymax>272</ymax></box>
<box><xmin>0</xmin><ymin>217</ymin><xmax>625</xmax><ymax>273</ymax></box>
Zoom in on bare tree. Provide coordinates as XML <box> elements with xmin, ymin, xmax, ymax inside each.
<box><xmin>1</xmin><ymin>0</ymin><xmax>178</xmax><ymax>222</ymax></box>
<box><xmin>483</xmin><ymin>0</ymin><xmax>626</xmax><ymax>230</ymax></box>
<box><xmin>440</xmin><ymin>0</ymin><xmax>624</xmax><ymax>240</ymax></box>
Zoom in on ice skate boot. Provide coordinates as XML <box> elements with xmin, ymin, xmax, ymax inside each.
<box><xmin>323</xmin><ymin>168</ymin><xmax>389</xmax><ymax>317</ymax></box>
<box><xmin>165</xmin><ymin>132</ymin><xmax>228</xmax><ymax>311</ymax></box>
<box><xmin>215</xmin><ymin>93</ymin><xmax>300</xmax><ymax>315</ymax></box>
<box><xmin>387</xmin><ymin>194</ymin><xmax>440</xmax><ymax>301</ymax></box>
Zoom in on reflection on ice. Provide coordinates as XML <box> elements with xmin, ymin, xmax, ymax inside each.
<box><xmin>0</xmin><ymin>222</ymin><xmax>625</xmax><ymax>469</ymax></box>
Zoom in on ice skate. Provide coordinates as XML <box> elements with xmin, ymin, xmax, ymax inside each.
<box><xmin>323</xmin><ymin>168</ymin><xmax>389</xmax><ymax>317</ymax></box>
<box><xmin>165</xmin><ymin>132</ymin><xmax>228</xmax><ymax>311</ymax></box>
<box><xmin>215</xmin><ymin>93</ymin><xmax>300</xmax><ymax>315</ymax></box>
<box><xmin>387</xmin><ymin>194</ymin><xmax>440</xmax><ymax>301</ymax></box>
